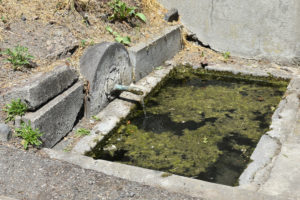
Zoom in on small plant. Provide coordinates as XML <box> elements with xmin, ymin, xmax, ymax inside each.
<box><xmin>3</xmin><ymin>99</ymin><xmax>27</xmax><ymax>122</ymax></box>
<box><xmin>108</xmin><ymin>0</ymin><xmax>146</xmax><ymax>23</ymax></box>
<box><xmin>91</xmin><ymin>115</ymin><xmax>101</xmax><ymax>121</ymax></box>
<box><xmin>15</xmin><ymin>121</ymin><xmax>43</xmax><ymax>150</ymax></box>
<box><xmin>223</xmin><ymin>51</ymin><xmax>231</xmax><ymax>60</ymax></box>
<box><xmin>106</xmin><ymin>26</ymin><xmax>131</xmax><ymax>45</ymax></box>
<box><xmin>80</xmin><ymin>39</ymin><xmax>87</xmax><ymax>47</ymax></box>
<box><xmin>75</xmin><ymin>128</ymin><xmax>90</xmax><ymax>137</ymax></box>
<box><xmin>1</xmin><ymin>45</ymin><xmax>34</xmax><ymax>70</ymax></box>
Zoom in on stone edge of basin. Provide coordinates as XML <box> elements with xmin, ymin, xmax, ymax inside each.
<box><xmin>129</xmin><ymin>25</ymin><xmax>182</xmax><ymax>81</ymax></box>
<box><xmin>205</xmin><ymin>64</ymin><xmax>300</xmax><ymax>190</ymax></box>
<box><xmin>44</xmin><ymin>63</ymin><xmax>298</xmax><ymax>200</ymax></box>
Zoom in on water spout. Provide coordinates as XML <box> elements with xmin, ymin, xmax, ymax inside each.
<box><xmin>112</xmin><ymin>84</ymin><xmax>144</xmax><ymax>95</ymax></box>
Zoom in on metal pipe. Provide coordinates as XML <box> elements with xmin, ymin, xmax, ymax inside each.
<box><xmin>113</xmin><ymin>84</ymin><xmax>144</xmax><ymax>95</ymax></box>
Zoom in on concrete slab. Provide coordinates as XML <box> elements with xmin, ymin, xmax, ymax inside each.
<box><xmin>129</xmin><ymin>25</ymin><xmax>182</xmax><ymax>81</ymax></box>
<box><xmin>2</xmin><ymin>66</ymin><xmax>78</xmax><ymax>110</ymax></box>
<box><xmin>22</xmin><ymin>82</ymin><xmax>84</xmax><ymax>148</ymax></box>
<box><xmin>258</xmin><ymin>111</ymin><xmax>300</xmax><ymax>199</ymax></box>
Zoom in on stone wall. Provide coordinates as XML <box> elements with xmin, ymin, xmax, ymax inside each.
<box><xmin>158</xmin><ymin>0</ymin><xmax>300</xmax><ymax>64</ymax></box>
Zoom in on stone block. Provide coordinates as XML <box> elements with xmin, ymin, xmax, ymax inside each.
<box><xmin>0</xmin><ymin>123</ymin><xmax>12</xmax><ymax>142</ymax></box>
<box><xmin>129</xmin><ymin>25</ymin><xmax>182</xmax><ymax>81</ymax></box>
<box><xmin>80</xmin><ymin>42</ymin><xmax>132</xmax><ymax>117</ymax></box>
<box><xmin>22</xmin><ymin>82</ymin><xmax>84</xmax><ymax>148</ymax></box>
<box><xmin>2</xmin><ymin>66</ymin><xmax>78</xmax><ymax>111</ymax></box>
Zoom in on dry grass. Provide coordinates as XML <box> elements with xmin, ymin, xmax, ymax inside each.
<box><xmin>0</xmin><ymin>0</ymin><xmax>176</xmax><ymax>89</ymax></box>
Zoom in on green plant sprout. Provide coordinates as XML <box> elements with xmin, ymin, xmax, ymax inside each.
<box><xmin>15</xmin><ymin>121</ymin><xmax>43</xmax><ymax>150</ymax></box>
<box><xmin>106</xmin><ymin>26</ymin><xmax>131</xmax><ymax>45</ymax></box>
<box><xmin>108</xmin><ymin>0</ymin><xmax>146</xmax><ymax>23</ymax></box>
<box><xmin>75</xmin><ymin>128</ymin><xmax>90</xmax><ymax>137</ymax></box>
<box><xmin>223</xmin><ymin>51</ymin><xmax>231</xmax><ymax>60</ymax></box>
<box><xmin>3</xmin><ymin>99</ymin><xmax>27</xmax><ymax>122</ymax></box>
<box><xmin>92</xmin><ymin>115</ymin><xmax>101</xmax><ymax>121</ymax></box>
<box><xmin>1</xmin><ymin>45</ymin><xmax>34</xmax><ymax>70</ymax></box>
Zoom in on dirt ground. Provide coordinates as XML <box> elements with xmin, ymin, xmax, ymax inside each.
<box><xmin>0</xmin><ymin>0</ymin><xmax>171</xmax><ymax>89</ymax></box>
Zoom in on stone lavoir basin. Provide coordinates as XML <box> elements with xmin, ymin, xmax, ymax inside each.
<box><xmin>86</xmin><ymin>65</ymin><xmax>289</xmax><ymax>186</ymax></box>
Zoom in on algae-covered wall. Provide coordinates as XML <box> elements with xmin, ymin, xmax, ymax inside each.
<box><xmin>158</xmin><ymin>0</ymin><xmax>300</xmax><ymax>64</ymax></box>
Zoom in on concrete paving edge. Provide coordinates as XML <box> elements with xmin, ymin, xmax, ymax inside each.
<box><xmin>44</xmin><ymin>148</ymin><xmax>285</xmax><ymax>200</ymax></box>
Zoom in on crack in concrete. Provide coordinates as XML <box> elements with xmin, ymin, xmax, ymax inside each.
<box><xmin>210</xmin><ymin>0</ymin><xmax>215</xmax><ymax>26</ymax></box>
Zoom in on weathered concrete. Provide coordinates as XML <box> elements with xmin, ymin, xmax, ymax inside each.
<box><xmin>80</xmin><ymin>42</ymin><xmax>133</xmax><ymax>117</ymax></box>
<box><xmin>238</xmin><ymin>135</ymin><xmax>280</xmax><ymax>186</ymax></box>
<box><xmin>22</xmin><ymin>82</ymin><xmax>84</xmax><ymax>148</ymax></box>
<box><xmin>0</xmin><ymin>123</ymin><xmax>11</xmax><ymax>142</ymax></box>
<box><xmin>2</xmin><ymin>66</ymin><xmax>78</xmax><ymax>110</ymax></box>
<box><xmin>258</xmin><ymin>111</ymin><xmax>300</xmax><ymax>199</ymax></box>
<box><xmin>129</xmin><ymin>25</ymin><xmax>182</xmax><ymax>81</ymax></box>
<box><xmin>45</xmin><ymin>148</ymin><xmax>285</xmax><ymax>200</ymax></box>
<box><xmin>158</xmin><ymin>0</ymin><xmax>300</xmax><ymax>64</ymax></box>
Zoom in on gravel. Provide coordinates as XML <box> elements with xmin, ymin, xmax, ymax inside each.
<box><xmin>0</xmin><ymin>145</ymin><xmax>202</xmax><ymax>200</ymax></box>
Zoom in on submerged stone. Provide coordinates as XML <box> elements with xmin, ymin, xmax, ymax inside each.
<box><xmin>89</xmin><ymin>65</ymin><xmax>288</xmax><ymax>186</ymax></box>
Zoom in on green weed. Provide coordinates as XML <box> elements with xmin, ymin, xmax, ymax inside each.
<box><xmin>106</xmin><ymin>26</ymin><xmax>131</xmax><ymax>45</ymax></box>
<box><xmin>92</xmin><ymin>115</ymin><xmax>101</xmax><ymax>121</ymax></box>
<box><xmin>75</xmin><ymin>128</ymin><xmax>90</xmax><ymax>137</ymax></box>
<box><xmin>108</xmin><ymin>0</ymin><xmax>146</xmax><ymax>23</ymax></box>
<box><xmin>223</xmin><ymin>51</ymin><xmax>231</xmax><ymax>60</ymax></box>
<box><xmin>15</xmin><ymin>121</ymin><xmax>43</xmax><ymax>150</ymax></box>
<box><xmin>1</xmin><ymin>45</ymin><xmax>34</xmax><ymax>70</ymax></box>
<box><xmin>3</xmin><ymin>99</ymin><xmax>27</xmax><ymax>122</ymax></box>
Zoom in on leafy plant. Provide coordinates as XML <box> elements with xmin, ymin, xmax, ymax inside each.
<box><xmin>92</xmin><ymin>115</ymin><xmax>101</xmax><ymax>121</ymax></box>
<box><xmin>3</xmin><ymin>99</ymin><xmax>27</xmax><ymax>122</ymax></box>
<box><xmin>15</xmin><ymin>121</ymin><xmax>43</xmax><ymax>150</ymax></box>
<box><xmin>106</xmin><ymin>26</ymin><xmax>131</xmax><ymax>45</ymax></box>
<box><xmin>108</xmin><ymin>0</ymin><xmax>146</xmax><ymax>23</ymax></box>
<box><xmin>1</xmin><ymin>45</ymin><xmax>34</xmax><ymax>70</ymax></box>
<box><xmin>75</xmin><ymin>128</ymin><xmax>90</xmax><ymax>137</ymax></box>
<box><xmin>223</xmin><ymin>51</ymin><xmax>231</xmax><ymax>60</ymax></box>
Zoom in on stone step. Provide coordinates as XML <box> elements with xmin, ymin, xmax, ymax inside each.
<box><xmin>21</xmin><ymin>81</ymin><xmax>84</xmax><ymax>148</ymax></box>
<box><xmin>1</xmin><ymin>66</ymin><xmax>78</xmax><ymax>111</ymax></box>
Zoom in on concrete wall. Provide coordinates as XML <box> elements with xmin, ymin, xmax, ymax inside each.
<box><xmin>158</xmin><ymin>0</ymin><xmax>300</xmax><ymax>64</ymax></box>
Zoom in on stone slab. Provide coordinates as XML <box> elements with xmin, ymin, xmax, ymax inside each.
<box><xmin>129</xmin><ymin>25</ymin><xmax>182</xmax><ymax>81</ymax></box>
<box><xmin>238</xmin><ymin>135</ymin><xmax>280</xmax><ymax>186</ymax></box>
<box><xmin>2</xmin><ymin>66</ymin><xmax>78</xmax><ymax>110</ymax></box>
<box><xmin>22</xmin><ymin>82</ymin><xmax>84</xmax><ymax>148</ymax></box>
<box><xmin>80</xmin><ymin>42</ymin><xmax>132</xmax><ymax>117</ymax></box>
<box><xmin>258</xmin><ymin>113</ymin><xmax>300</xmax><ymax>199</ymax></box>
<box><xmin>0</xmin><ymin>123</ymin><xmax>12</xmax><ymax>142</ymax></box>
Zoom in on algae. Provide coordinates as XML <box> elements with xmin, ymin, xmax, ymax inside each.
<box><xmin>89</xmin><ymin>65</ymin><xmax>288</xmax><ymax>186</ymax></box>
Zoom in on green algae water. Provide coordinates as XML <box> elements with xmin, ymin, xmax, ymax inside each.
<box><xmin>88</xmin><ymin>66</ymin><xmax>288</xmax><ymax>186</ymax></box>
